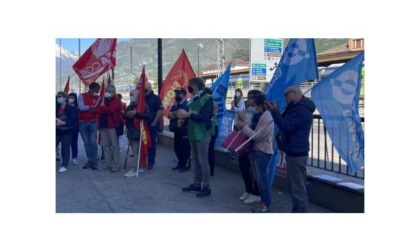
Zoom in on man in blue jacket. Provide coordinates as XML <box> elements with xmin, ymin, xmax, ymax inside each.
<box><xmin>265</xmin><ymin>86</ymin><xmax>316</xmax><ymax>213</ymax></box>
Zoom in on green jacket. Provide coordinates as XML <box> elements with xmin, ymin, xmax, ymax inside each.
<box><xmin>188</xmin><ymin>91</ymin><xmax>214</xmax><ymax>141</ymax></box>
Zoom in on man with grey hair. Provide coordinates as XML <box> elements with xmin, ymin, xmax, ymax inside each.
<box><xmin>265</xmin><ymin>85</ymin><xmax>316</xmax><ymax>213</ymax></box>
<box><xmin>176</xmin><ymin>77</ymin><xmax>214</xmax><ymax>198</ymax></box>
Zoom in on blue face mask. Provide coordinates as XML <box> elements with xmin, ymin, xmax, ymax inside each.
<box><xmin>68</xmin><ymin>98</ymin><xmax>75</xmax><ymax>104</ymax></box>
<box><xmin>57</xmin><ymin>97</ymin><xmax>64</xmax><ymax>104</ymax></box>
<box><xmin>130</xmin><ymin>96</ymin><xmax>136</xmax><ymax>103</ymax></box>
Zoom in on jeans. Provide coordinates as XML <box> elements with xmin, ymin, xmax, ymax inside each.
<box><xmin>148</xmin><ymin>125</ymin><xmax>158</xmax><ymax>166</ymax></box>
<box><xmin>78</xmin><ymin>120</ymin><xmax>98</xmax><ymax>165</ymax></box>
<box><xmin>286</xmin><ymin>155</ymin><xmax>309</xmax><ymax>213</ymax></box>
<box><xmin>249</xmin><ymin>150</ymin><xmax>273</xmax><ymax>208</ymax></box>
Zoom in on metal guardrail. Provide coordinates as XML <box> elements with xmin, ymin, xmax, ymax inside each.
<box><xmin>310</xmin><ymin>114</ymin><xmax>365</xmax><ymax>179</ymax></box>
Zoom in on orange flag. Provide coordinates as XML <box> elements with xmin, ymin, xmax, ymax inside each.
<box><xmin>159</xmin><ymin>49</ymin><xmax>195</xmax><ymax>117</ymax></box>
<box><xmin>135</xmin><ymin>65</ymin><xmax>151</xmax><ymax>167</ymax></box>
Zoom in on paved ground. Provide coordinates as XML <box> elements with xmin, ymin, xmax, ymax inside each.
<box><xmin>56</xmin><ymin>136</ymin><xmax>332</xmax><ymax>213</ymax></box>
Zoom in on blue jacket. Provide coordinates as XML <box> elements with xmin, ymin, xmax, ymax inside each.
<box><xmin>271</xmin><ymin>97</ymin><xmax>315</xmax><ymax>157</ymax></box>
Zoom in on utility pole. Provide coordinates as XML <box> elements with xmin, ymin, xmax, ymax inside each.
<box><xmin>217</xmin><ymin>39</ymin><xmax>225</xmax><ymax>77</ymax></box>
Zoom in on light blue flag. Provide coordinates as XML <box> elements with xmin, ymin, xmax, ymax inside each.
<box><xmin>211</xmin><ymin>64</ymin><xmax>232</xmax><ymax>148</ymax></box>
<box><xmin>311</xmin><ymin>52</ymin><xmax>365</xmax><ymax>173</ymax></box>
<box><xmin>265</xmin><ymin>39</ymin><xmax>319</xmax><ymax>110</ymax></box>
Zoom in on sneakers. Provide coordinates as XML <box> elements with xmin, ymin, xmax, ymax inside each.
<box><xmin>124</xmin><ymin>169</ymin><xmax>144</xmax><ymax>177</ymax></box>
<box><xmin>196</xmin><ymin>187</ymin><xmax>211</xmax><ymax>198</ymax></box>
<box><xmin>244</xmin><ymin>195</ymin><xmax>261</xmax><ymax>204</ymax></box>
<box><xmin>58</xmin><ymin>166</ymin><xmax>67</xmax><ymax>173</ymax></box>
<box><xmin>147</xmin><ymin>164</ymin><xmax>154</xmax><ymax>170</ymax></box>
<box><xmin>182</xmin><ymin>184</ymin><xmax>201</xmax><ymax>193</ymax></box>
<box><xmin>239</xmin><ymin>192</ymin><xmax>251</xmax><ymax>201</ymax></box>
<box><xmin>72</xmin><ymin>158</ymin><xmax>78</xmax><ymax>165</ymax></box>
<box><xmin>252</xmin><ymin>202</ymin><xmax>270</xmax><ymax>213</ymax></box>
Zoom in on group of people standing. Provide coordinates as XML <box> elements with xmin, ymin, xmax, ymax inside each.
<box><xmin>56</xmin><ymin>77</ymin><xmax>316</xmax><ymax>213</ymax></box>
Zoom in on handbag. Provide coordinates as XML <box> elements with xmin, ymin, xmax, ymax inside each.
<box><xmin>221</xmin><ymin>130</ymin><xmax>251</xmax><ymax>155</ymax></box>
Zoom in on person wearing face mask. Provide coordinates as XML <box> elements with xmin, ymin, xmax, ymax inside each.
<box><xmin>123</xmin><ymin>89</ymin><xmax>152</xmax><ymax>177</ymax></box>
<box><xmin>77</xmin><ymin>82</ymin><xmax>102</xmax><ymax>170</ymax></box>
<box><xmin>143</xmin><ymin>82</ymin><xmax>163</xmax><ymax>170</ymax></box>
<box><xmin>168</xmin><ymin>89</ymin><xmax>190</xmax><ymax>172</ymax></box>
<box><xmin>237</xmin><ymin>93</ymin><xmax>274</xmax><ymax>213</ymax></box>
<box><xmin>67</xmin><ymin>93</ymin><xmax>79</xmax><ymax>165</ymax></box>
<box><xmin>265</xmin><ymin>86</ymin><xmax>316</xmax><ymax>213</ymax></box>
<box><xmin>231</xmin><ymin>88</ymin><xmax>245</xmax><ymax>111</ymax></box>
<box><xmin>235</xmin><ymin>90</ymin><xmax>262</xmax><ymax>205</ymax></box>
<box><xmin>176</xmin><ymin>77</ymin><xmax>214</xmax><ymax>198</ymax></box>
<box><xmin>56</xmin><ymin>91</ymin><xmax>77</xmax><ymax>173</ymax></box>
<box><xmin>96</xmin><ymin>84</ymin><xmax>123</xmax><ymax>173</ymax></box>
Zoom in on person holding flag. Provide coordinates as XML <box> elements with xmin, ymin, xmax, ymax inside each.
<box><xmin>265</xmin><ymin>86</ymin><xmax>316</xmax><ymax>213</ymax></box>
<box><xmin>77</xmin><ymin>82</ymin><xmax>101</xmax><ymax>170</ymax></box>
<box><xmin>123</xmin><ymin>89</ymin><xmax>152</xmax><ymax>177</ymax></box>
<box><xmin>96</xmin><ymin>84</ymin><xmax>123</xmax><ymax>172</ymax></box>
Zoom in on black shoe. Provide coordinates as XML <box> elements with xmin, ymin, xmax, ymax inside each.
<box><xmin>196</xmin><ymin>187</ymin><xmax>211</xmax><ymax>198</ymax></box>
<box><xmin>100</xmin><ymin>156</ymin><xmax>105</xmax><ymax>161</ymax></box>
<box><xmin>82</xmin><ymin>162</ymin><xmax>92</xmax><ymax>169</ymax></box>
<box><xmin>182</xmin><ymin>184</ymin><xmax>201</xmax><ymax>193</ymax></box>
<box><xmin>91</xmin><ymin>163</ymin><xmax>98</xmax><ymax>171</ymax></box>
<box><xmin>179</xmin><ymin>166</ymin><xmax>190</xmax><ymax>173</ymax></box>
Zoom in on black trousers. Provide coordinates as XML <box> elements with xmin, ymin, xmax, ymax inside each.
<box><xmin>56</xmin><ymin>132</ymin><xmax>72</xmax><ymax>168</ymax></box>
<box><xmin>174</xmin><ymin>132</ymin><xmax>190</xmax><ymax>168</ymax></box>
<box><xmin>208</xmin><ymin>125</ymin><xmax>218</xmax><ymax>176</ymax></box>
<box><xmin>238</xmin><ymin>152</ymin><xmax>260</xmax><ymax>196</ymax></box>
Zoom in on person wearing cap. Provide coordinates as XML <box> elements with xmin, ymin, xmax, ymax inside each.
<box><xmin>176</xmin><ymin>77</ymin><xmax>214</xmax><ymax>198</ymax></box>
<box><xmin>265</xmin><ymin>86</ymin><xmax>316</xmax><ymax>213</ymax></box>
<box><xmin>168</xmin><ymin>88</ymin><xmax>190</xmax><ymax>172</ymax></box>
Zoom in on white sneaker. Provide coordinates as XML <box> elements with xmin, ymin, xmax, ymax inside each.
<box><xmin>72</xmin><ymin>158</ymin><xmax>78</xmax><ymax>165</ymax></box>
<box><xmin>124</xmin><ymin>169</ymin><xmax>144</xmax><ymax>177</ymax></box>
<box><xmin>244</xmin><ymin>195</ymin><xmax>261</xmax><ymax>204</ymax></box>
<box><xmin>58</xmin><ymin>166</ymin><xmax>67</xmax><ymax>173</ymax></box>
<box><xmin>239</xmin><ymin>192</ymin><xmax>251</xmax><ymax>201</ymax></box>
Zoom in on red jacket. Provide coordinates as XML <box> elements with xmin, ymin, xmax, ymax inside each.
<box><xmin>96</xmin><ymin>96</ymin><xmax>123</xmax><ymax>129</ymax></box>
<box><xmin>79</xmin><ymin>93</ymin><xmax>100</xmax><ymax>122</ymax></box>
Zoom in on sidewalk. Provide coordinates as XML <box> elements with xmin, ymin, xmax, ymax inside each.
<box><xmin>56</xmin><ymin>136</ymin><xmax>331</xmax><ymax>213</ymax></box>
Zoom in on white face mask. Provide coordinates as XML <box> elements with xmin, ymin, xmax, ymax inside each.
<box><xmin>235</xmin><ymin>92</ymin><xmax>241</xmax><ymax>98</ymax></box>
<box><xmin>130</xmin><ymin>96</ymin><xmax>136</xmax><ymax>103</ymax></box>
<box><xmin>105</xmin><ymin>92</ymin><xmax>112</xmax><ymax>98</ymax></box>
<box><xmin>57</xmin><ymin>97</ymin><xmax>64</xmax><ymax>104</ymax></box>
<box><xmin>68</xmin><ymin>98</ymin><xmax>75</xmax><ymax>104</ymax></box>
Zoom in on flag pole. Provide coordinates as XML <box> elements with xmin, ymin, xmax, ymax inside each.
<box><xmin>136</xmin><ymin>121</ymin><xmax>143</xmax><ymax>177</ymax></box>
<box><xmin>78</xmin><ymin>38</ymin><xmax>81</xmax><ymax>94</ymax></box>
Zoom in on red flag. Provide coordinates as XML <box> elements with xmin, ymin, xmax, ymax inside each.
<box><xmin>159</xmin><ymin>49</ymin><xmax>195</xmax><ymax>117</ymax></box>
<box><xmin>72</xmin><ymin>38</ymin><xmax>117</xmax><ymax>86</ymax></box>
<box><xmin>135</xmin><ymin>65</ymin><xmax>151</xmax><ymax>167</ymax></box>
<box><xmin>63</xmin><ymin>76</ymin><xmax>70</xmax><ymax>93</ymax></box>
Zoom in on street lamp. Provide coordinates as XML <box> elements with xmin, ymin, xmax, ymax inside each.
<box><xmin>197</xmin><ymin>43</ymin><xmax>204</xmax><ymax>76</ymax></box>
